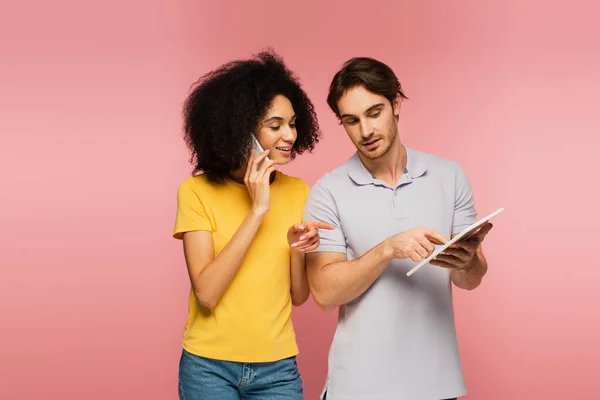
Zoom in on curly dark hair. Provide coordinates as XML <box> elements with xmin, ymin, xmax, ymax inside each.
<box><xmin>182</xmin><ymin>49</ymin><xmax>321</xmax><ymax>183</ymax></box>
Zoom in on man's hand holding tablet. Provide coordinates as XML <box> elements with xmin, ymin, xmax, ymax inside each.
<box><xmin>406</xmin><ymin>207</ymin><xmax>504</xmax><ymax>277</ymax></box>
<box><xmin>430</xmin><ymin>222</ymin><xmax>493</xmax><ymax>271</ymax></box>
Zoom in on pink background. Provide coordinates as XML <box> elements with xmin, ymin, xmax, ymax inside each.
<box><xmin>2</xmin><ymin>0</ymin><xmax>598</xmax><ymax>399</ymax></box>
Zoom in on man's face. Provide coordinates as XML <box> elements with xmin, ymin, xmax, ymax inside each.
<box><xmin>336</xmin><ymin>86</ymin><xmax>401</xmax><ymax>160</ymax></box>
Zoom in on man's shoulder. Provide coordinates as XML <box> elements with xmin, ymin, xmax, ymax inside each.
<box><xmin>411</xmin><ymin>147</ymin><xmax>458</xmax><ymax>169</ymax></box>
<box><xmin>311</xmin><ymin>154</ymin><xmax>355</xmax><ymax>190</ymax></box>
<box><xmin>409</xmin><ymin>147</ymin><xmax>465</xmax><ymax>180</ymax></box>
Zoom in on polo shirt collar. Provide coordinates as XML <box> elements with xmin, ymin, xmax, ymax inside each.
<box><xmin>347</xmin><ymin>146</ymin><xmax>427</xmax><ymax>186</ymax></box>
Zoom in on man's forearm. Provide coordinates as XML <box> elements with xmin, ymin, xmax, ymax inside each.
<box><xmin>451</xmin><ymin>249</ymin><xmax>487</xmax><ymax>290</ymax></box>
<box><xmin>307</xmin><ymin>241</ymin><xmax>393</xmax><ymax>311</ymax></box>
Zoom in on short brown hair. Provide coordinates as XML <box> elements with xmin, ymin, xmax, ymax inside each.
<box><xmin>327</xmin><ymin>57</ymin><xmax>408</xmax><ymax>118</ymax></box>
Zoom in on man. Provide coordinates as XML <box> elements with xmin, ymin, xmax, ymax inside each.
<box><xmin>303</xmin><ymin>57</ymin><xmax>494</xmax><ymax>400</ymax></box>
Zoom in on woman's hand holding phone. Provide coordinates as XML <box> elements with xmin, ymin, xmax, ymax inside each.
<box><xmin>244</xmin><ymin>148</ymin><xmax>277</xmax><ymax>217</ymax></box>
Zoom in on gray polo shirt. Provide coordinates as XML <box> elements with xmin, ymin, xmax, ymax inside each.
<box><xmin>303</xmin><ymin>146</ymin><xmax>478</xmax><ymax>400</ymax></box>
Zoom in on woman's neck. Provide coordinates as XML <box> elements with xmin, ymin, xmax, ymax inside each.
<box><xmin>228</xmin><ymin>165</ymin><xmax>276</xmax><ymax>184</ymax></box>
<box><xmin>229</xmin><ymin>167</ymin><xmax>245</xmax><ymax>184</ymax></box>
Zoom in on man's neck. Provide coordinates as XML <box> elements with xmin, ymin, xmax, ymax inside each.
<box><xmin>359</xmin><ymin>138</ymin><xmax>406</xmax><ymax>187</ymax></box>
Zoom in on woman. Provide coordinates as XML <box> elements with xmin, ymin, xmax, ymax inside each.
<box><xmin>173</xmin><ymin>50</ymin><xmax>332</xmax><ymax>399</ymax></box>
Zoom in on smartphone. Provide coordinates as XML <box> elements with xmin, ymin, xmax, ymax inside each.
<box><xmin>251</xmin><ymin>134</ymin><xmax>269</xmax><ymax>169</ymax></box>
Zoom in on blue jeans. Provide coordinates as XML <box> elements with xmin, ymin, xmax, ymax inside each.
<box><xmin>178</xmin><ymin>349</ymin><xmax>303</xmax><ymax>399</ymax></box>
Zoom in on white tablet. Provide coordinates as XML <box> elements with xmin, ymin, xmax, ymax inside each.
<box><xmin>406</xmin><ymin>207</ymin><xmax>504</xmax><ymax>277</ymax></box>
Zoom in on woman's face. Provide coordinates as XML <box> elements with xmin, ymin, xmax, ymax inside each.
<box><xmin>255</xmin><ymin>95</ymin><xmax>297</xmax><ymax>165</ymax></box>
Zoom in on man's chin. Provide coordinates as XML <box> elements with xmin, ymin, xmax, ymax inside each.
<box><xmin>359</xmin><ymin>148</ymin><xmax>386</xmax><ymax>160</ymax></box>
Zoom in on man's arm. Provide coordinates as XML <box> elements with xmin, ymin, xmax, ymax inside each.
<box><xmin>450</xmin><ymin>246</ymin><xmax>487</xmax><ymax>290</ymax></box>
<box><xmin>305</xmin><ymin>244</ymin><xmax>392</xmax><ymax>312</ymax></box>
<box><xmin>306</xmin><ymin>227</ymin><xmax>448</xmax><ymax>311</ymax></box>
<box><xmin>430</xmin><ymin>221</ymin><xmax>492</xmax><ymax>290</ymax></box>
<box><xmin>303</xmin><ymin>181</ymin><xmax>448</xmax><ymax>311</ymax></box>
<box><xmin>430</xmin><ymin>162</ymin><xmax>492</xmax><ymax>290</ymax></box>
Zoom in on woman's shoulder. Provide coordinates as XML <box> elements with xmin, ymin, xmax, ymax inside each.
<box><xmin>177</xmin><ymin>174</ymin><xmax>229</xmax><ymax>201</ymax></box>
<box><xmin>178</xmin><ymin>173</ymin><xmax>210</xmax><ymax>191</ymax></box>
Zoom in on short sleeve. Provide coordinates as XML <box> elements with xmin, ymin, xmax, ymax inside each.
<box><xmin>303</xmin><ymin>181</ymin><xmax>347</xmax><ymax>254</ymax></box>
<box><xmin>173</xmin><ymin>179</ymin><xmax>213</xmax><ymax>240</ymax></box>
<box><xmin>452</xmin><ymin>163</ymin><xmax>478</xmax><ymax>235</ymax></box>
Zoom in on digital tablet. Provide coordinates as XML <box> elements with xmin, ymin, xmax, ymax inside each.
<box><xmin>406</xmin><ymin>207</ymin><xmax>504</xmax><ymax>277</ymax></box>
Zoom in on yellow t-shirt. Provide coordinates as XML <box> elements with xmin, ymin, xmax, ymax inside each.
<box><xmin>173</xmin><ymin>171</ymin><xmax>310</xmax><ymax>362</ymax></box>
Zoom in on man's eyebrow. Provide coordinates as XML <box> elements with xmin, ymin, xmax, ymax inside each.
<box><xmin>340</xmin><ymin>103</ymin><xmax>385</xmax><ymax>119</ymax></box>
